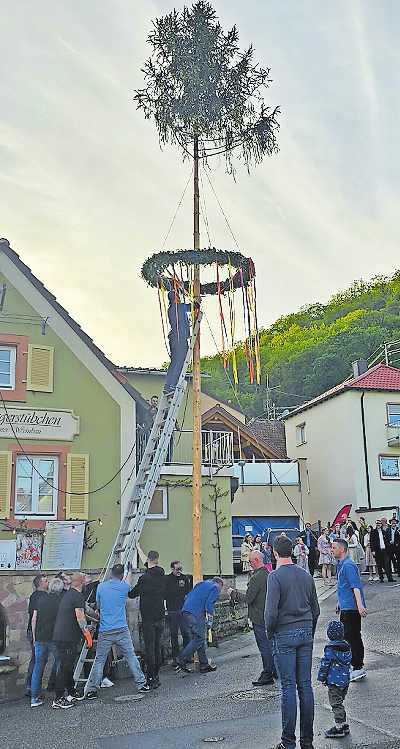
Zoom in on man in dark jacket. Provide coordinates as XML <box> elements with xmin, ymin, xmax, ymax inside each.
<box><xmin>228</xmin><ymin>551</ymin><xmax>274</xmax><ymax>686</ymax></box>
<box><xmin>385</xmin><ymin>517</ymin><xmax>400</xmax><ymax>575</ymax></box>
<box><xmin>25</xmin><ymin>573</ymin><xmax>49</xmax><ymax>694</ymax></box>
<box><xmin>128</xmin><ymin>550</ymin><xmax>165</xmax><ymax>689</ymax></box>
<box><xmin>370</xmin><ymin>519</ymin><xmax>395</xmax><ymax>582</ymax></box>
<box><xmin>164</xmin><ymin>561</ymin><xmax>191</xmax><ymax>662</ymax></box>
<box><xmin>299</xmin><ymin>523</ymin><xmax>318</xmax><ymax>576</ymax></box>
<box><xmin>163</xmin><ymin>290</ymin><xmax>191</xmax><ymax>396</ymax></box>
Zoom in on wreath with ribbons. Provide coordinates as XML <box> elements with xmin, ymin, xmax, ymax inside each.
<box><xmin>141</xmin><ymin>248</ymin><xmax>255</xmax><ymax>296</ymax></box>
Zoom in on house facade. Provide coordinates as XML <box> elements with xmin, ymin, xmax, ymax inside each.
<box><xmin>0</xmin><ymin>238</ymin><xmax>148</xmax><ymax>695</ymax></box>
<box><xmin>201</xmin><ymin>403</ymin><xmax>302</xmax><ymax>538</ymax></box>
<box><xmin>284</xmin><ymin>361</ymin><xmax>400</xmax><ymax>526</ymax></box>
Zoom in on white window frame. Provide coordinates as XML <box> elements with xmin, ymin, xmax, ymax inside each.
<box><xmin>296</xmin><ymin>423</ymin><xmax>306</xmax><ymax>446</ymax></box>
<box><xmin>379</xmin><ymin>455</ymin><xmax>400</xmax><ymax>480</ymax></box>
<box><xmin>387</xmin><ymin>404</ymin><xmax>400</xmax><ymax>426</ymax></box>
<box><xmin>0</xmin><ymin>345</ymin><xmax>16</xmax><ymax>390</ymax></box>
<box><xmin>147</xmin><ymin>486</ymin><xmax>168</xmax><ymax>519</ymax></box>
<box><xmin>14</xmin><ymin>455</ymin><xmax>59</xmax><ymax>518</ymax></box>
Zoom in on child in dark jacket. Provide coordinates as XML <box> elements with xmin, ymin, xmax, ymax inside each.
<box><xmin>317</xmin><ymin>620</ymin><xmax>352</xmax><ymax>738</ymax></box>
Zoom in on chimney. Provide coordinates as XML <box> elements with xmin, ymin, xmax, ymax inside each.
<box><xmin>352</xmin><ymin>360</ymin><xmax>368</xmax><ymax>378</ymax></box>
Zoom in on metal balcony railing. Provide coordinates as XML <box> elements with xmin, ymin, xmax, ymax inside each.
<box><xmin>387</xmin><ymin>423</ymin><xmax>400</xmax><ymax>446</ymax></box>
<box><xmin>136</xmin><ymin>428</ymin><xmax>234</xmax><ymax>467</ymax></box>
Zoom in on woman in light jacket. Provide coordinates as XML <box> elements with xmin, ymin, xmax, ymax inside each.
<box><xmin>317</xmin><ymin>527</ymin><xmax>335</xmax><ymax>586</ymax></box>
<box><xmin>240</xmin><ymin>533</ymin><xmax>253</xmax><ymax>578</ymax></box>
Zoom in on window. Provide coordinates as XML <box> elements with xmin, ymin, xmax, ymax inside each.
<box><xmin>0</xmin><ymin>346</ymin><xmax>16</xmax><ymax>390</ymax></box>
<box><xmin>387</xmin><ymin>404</ymin><xmax>400</xmax><ymax>426</ymax></box>
<box><xmin>147</xmin><ymin>487</ymin><xmax>168</xmax><ymax>519</ymax></box>
<box><xmin>14</xmin><ymin>455</ymin><xmax>58</xmax><ymax>517</ymax></box>
<box><xmin>296</xmin><ymin>423</ymin><xmax>306</xmax><ymax>445</ymax></box>
<box><xmin>379</xmin><ymin>455</ymin><xmax>400</xmax><ymax>480</ymax></box>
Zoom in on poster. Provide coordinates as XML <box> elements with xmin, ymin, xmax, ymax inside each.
<box><xmin>16</xmin><ymin>533</ymin><xmax>43</xmax><ymax>570</ymax></box>
<box><xmin>0</xmin><ymin>540</ymin><xmax>16</xmax><ymax>571</ymax></box>
<box><xmin>42</xmin><ymin>521</ymin><xmax>85</xmax><ymax>570</ymax></box>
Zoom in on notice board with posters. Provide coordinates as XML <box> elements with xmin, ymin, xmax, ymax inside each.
<box><xmin>42</xmin><ymin>521</ymin><xmax>85</xmax><ymax>570</ymax></box>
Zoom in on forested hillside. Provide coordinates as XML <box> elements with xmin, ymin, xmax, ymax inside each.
<box><xmin>201</xmin><ymin>271</ymin><xmax>400</xmax><ymax>418</ymax></box>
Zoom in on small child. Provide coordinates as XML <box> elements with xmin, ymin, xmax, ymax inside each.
<box><xmin>293</xmin><ymin>537</ymin><xmax>309</xmax><ymax>570</ymax></box>
<box><xmin>317</xmin><ymin>620</ymin><xmax>351</xmax><ymax>738</ymax></box>
<box><xmin>261</xmin><ymin>542</ymin><xmax>273</xmax><ymax>572</ymax></box>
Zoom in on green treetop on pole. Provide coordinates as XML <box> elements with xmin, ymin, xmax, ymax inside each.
<box><xmin>134</xmin><ymin>0</ymin><xmax>280</xmax><ymax>174</ymax></box>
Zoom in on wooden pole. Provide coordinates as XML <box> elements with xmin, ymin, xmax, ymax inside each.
<box><xmin>192</xmin><ymin>135</ymin><xmax>202</xmax><ymax>584</ymax></box>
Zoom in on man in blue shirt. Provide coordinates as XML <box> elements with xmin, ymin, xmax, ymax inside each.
<box><xmin>174</xmin><ymin>577</ymin><xmax>223</xmax><ymax>674</ymax></box>
<box><xmin>332</xmin><ymin>538</ymin><xmax>367</xmax><ymax>682</ymax></box>
<box><xmin>86</xmin><ymin>564</ymin><xmax>149</xmax><ymax>698</ymax></box>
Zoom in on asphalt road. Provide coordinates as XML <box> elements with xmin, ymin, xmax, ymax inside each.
<box><xmin>2</xmin><ymin>577</ymin><xmax>400</xmax><ymax>749</ymax></box>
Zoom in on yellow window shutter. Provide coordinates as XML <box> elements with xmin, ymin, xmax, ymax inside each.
<box><xmin>0</xmin><ymin>451</ymin><xmax>12</xmax><ymax>519</ymax></box>
<box><xmin>26</xmin><ymin>345</ymin><xmax>54</xmax><ymax>392</ymax></box>
<box><xmin>66</xmin><ymin>454</ymin><xmax>89</xmax><ymax>520</ymax></box>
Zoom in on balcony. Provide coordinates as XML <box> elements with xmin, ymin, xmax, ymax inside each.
<box><xmin>387</xmin><ymin>424</ymin><xmax>400</xmax><ymax>447</ymax></box>
<box><xmin>136</xmin><ymin>429</ymin><xmax>234</xmax><ymax>467</ymax></box>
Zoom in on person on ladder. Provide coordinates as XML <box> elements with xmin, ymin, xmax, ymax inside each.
<box><xmin>163</xmin><ymin>289</ymin><xmax>191</xmax><ymax>397</ymax></box>
<box><xmin>85</xmin><ymin>564</ymin><xmax>150</xmax><ymax>700</ymax></box>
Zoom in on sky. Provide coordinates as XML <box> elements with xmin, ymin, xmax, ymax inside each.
<box><xmin>1</xmin><ymin>0</ymin><xmax>400</xmax><ymax>368</ymax></box>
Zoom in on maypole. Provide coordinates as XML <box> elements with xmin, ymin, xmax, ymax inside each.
<box><xmin>192</xmin><ymin>136</ymin><xmax>202</xmax><ymax>582</ymax></box>
<box><xmin>136</xmin><ymin>0</ymin><xmax>280</xmax><ymax>579</ymax></box>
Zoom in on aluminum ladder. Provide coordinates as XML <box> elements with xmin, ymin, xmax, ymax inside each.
<box><xmin>74</xmin><ymin>308</ymin><xmax>202</xmax><ymax>694</ymax></box>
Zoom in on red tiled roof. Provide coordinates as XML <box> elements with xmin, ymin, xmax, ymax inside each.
<box><xmin>285</xmin><ymin>364</ymin><xmax>400</xmax><ymax>418</ymax></box>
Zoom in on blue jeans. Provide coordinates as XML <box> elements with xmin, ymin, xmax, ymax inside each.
<box><xmin>25</xmin><ymin>630</ymin><xmax>35</xmax><ymax>689</ymax></box>
<box><xmin>168</xmin><ymin>611</ymin><xmax>191</xmax><ymax>659</ymax></box>
<box><xmin>31</xmin><ymin>641</ymin><xmax>59</xmax><ymax>701</ymax></box>
<box><xmin>178</xmin><ymin>612</ymin><xmax>208</xmax><ymax>669</ymax></box>
<box><xmin>252</xmin><ymin>624</ymin><xmax>274</xmax><ymax>681</ymax></box>
<box><xmin>271</xmin><ymin>628</ymin><xmax>314</xmax><ymax>749</ymax></box>
<box><xmin>88</xmin><ymin>627</ymin><xmax>146</xmax><ymax>692</ymax></box>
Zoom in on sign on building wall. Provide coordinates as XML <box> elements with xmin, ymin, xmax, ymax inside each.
<box><xmin>0</xmin><ymin>407</ymin><xmax>80</xmax><ymax>441</ymax></box>
<box><xmin>0</xmin><ymin>540</ymin><xmax>16</xmax><ymax>570</ymax></box>
<box><xmin>15</xmin><ymin>533</ymin><xmax>43</xmax><ymax>570</ymax></box>
<box><xmin>42</xmin><ymin>521</ymin><xmax>85</xmax><ymax>570</ymax></box>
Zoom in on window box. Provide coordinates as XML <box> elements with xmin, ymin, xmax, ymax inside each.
<box><xmin>0</xmin><ymin>334</ymin><xmax>27</xmax><ymax>402</ymax></box>
<box><xmin>379</xmin><ymin>455</ymin><xmax>400</xmax><ymax>480</ymax></box>
<box><xmin>14</xmin><ymin>455</ymin><xmax>59</xmax><ymax>518</ymax></box>
<box><xmin>147</xmin><ymin>487</ymin><xmax>168</xmax><ymax>519</ymax></box>
<box><xmin>296</xmin><ymin>423</ymin><xmax>306</xmax><ymax>446</ymax></box>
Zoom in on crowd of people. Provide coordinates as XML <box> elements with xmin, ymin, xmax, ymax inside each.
<box><xmin>22</xmin><ymin>514</ymin><xmax>395</xmax><ymax>746</ymax></box>
<box><xmin>24</xmin><ymin>544</ymin><xmax>221</xmax><ymax>710</ymax></box>
<box><xmin>241</xmin><ymin>514</ymin><xmax>400</xmax><ymax>585</ymax></box>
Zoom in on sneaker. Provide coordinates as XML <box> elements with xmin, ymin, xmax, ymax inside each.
<box><xmin>85</xmin><ymin>690</ymin><xmax>98</xmax><ymax>700</ymax></box>
<box><xmin>70</xmin><ymin>692</ymin><xmax>85</xmax><ymax>701</ymax></box>
<box><xmin>200</xmin><ymin>663</ymin><xmax>217</xmax><ymax>673</ymax></box>
<box><xmin>174</xmin><ymin>660</ymin><xmax>192</xmax><ymax>674</ymax></box>
<box><xmin>137</xmin><ymin>684</ymin><xmax>151</xmax><ymax>693</ymax></box>
<box><xmin>372</xmin><ymin>575</ymin><xmax>379</xmax><ymax>581</ymax></box>
<box><xmin>252</xmin><ymin>677</ymin><xmax>275</xmax><ymax>686</ymax></box>
<box><xmin>324</xmin><ymin>726</ymin><xmax>345</xmax><ymax>738</ymax></box>
<box><xmin>30</xmin><ymin>699</ymin><xmax>43</xmax><ymax>707</ymax></box>
<box><xmin>350</xmin><ymin>667</ymin><xmax>366</xmax><ymax>681</ymax></box>
<box><xmin>52</xmin><ymin>698</ymin><xmax>75</xmax><ymax>709</ymax></box>
<box><xmin>342</xmin><ymin>724</ymin><xmax>350</xmax><ymax>734</ymax></box>
<box><xmin>65</xmin><ymin>695</ymin><xmax>77</xmax><ymax>704</ymax></box>
<box><xmin>100</xmin><ymin>678</ymin><xmax>114</xmax><ymax>688</ymax></box>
